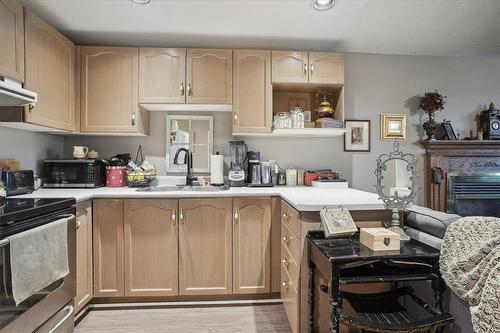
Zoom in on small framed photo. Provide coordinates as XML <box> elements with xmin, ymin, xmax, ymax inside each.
<box><xmin>344</xmin><ymin>120</ymin><xmax>371</xmax><ymax>152</ymax></box>
<box><xmin>441</xmin><ymin>121</ymin><xmax>458</xmax><ymax>140</ymax></box>
<box><xmin>380</xmin><ymin>113</ymin><xmax>407</xmax><ymax>140</ymax></box>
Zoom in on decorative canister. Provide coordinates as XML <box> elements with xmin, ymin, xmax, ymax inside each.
<box><xmin>290</xmin><ymin>107</ymin><xmax>305</xmax><ymax>129</ymax></box>
<box><xmin>106</xmin><ymin>166</ymin><xmax>126</xmax><ymax>187</ymax></box>
<box><xmin>273</xmin><ymin>112</ymin><xmax>292</xmax><ymax>129</ymax></box>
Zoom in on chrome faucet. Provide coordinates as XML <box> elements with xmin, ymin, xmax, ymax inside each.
<box><xmin>173</xmin><ymin>148</ymin><xmax>197</xmax><ymax>186</ymax></box>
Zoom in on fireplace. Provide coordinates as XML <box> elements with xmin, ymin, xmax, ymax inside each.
<box><xmin>447</xmin><ymin>173</ymin><xmax>500</xmax><ymax>217</ymax></box>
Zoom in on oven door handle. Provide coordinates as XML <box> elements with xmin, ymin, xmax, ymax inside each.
<box><xmin>47</xmin><ymin>304</ymin><xmax>74</xmax><ymax>333</ymax></box>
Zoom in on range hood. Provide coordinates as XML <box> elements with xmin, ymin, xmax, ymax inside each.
<box><xmin>0</xmin><ymin>77</ymin><xmax>37</xmax><ymax>106</ymax></box>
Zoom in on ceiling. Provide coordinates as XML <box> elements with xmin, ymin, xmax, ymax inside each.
<box><xmin>19</xmin><ymin>0</ymin><xmax>500</xmax><ymax>57</ymax></box>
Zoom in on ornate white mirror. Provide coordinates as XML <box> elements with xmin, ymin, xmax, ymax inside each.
<box><xmin>375</xmin><ymin>141</ymin><xmax>417</xmax><ymax>242</ymax></box>
<box><xmin>166</xmin><ymin>115</ymin><xmax>213</xmax><ymax>174</ymax></box>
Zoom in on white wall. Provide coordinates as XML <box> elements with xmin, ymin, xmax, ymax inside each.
<box><xmin>63</xmin><ymin>53</ymin><xmax>500</xmax><ymax>204</ymax></box>
<box><xmin>0</xmin><ymin>127</ymin><xmax>64</xmax><ymax>174</ymax></box>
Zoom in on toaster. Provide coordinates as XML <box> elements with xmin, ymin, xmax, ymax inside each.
<box><xmin>1</xmin><ymin>170</ymin><xmax>35</xmax><ymax>196</ymax></box>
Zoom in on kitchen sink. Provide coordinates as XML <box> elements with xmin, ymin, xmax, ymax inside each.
<box><xmin>136</xmin><ymin>185</ymin><xmax>229</xmax><ymax>192</ymax></box>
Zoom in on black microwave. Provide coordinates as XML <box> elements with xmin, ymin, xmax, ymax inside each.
<box><xmin>43</xmin><ymin>160</ymin><xmax>106</xmax><ymax>188</ymax></box>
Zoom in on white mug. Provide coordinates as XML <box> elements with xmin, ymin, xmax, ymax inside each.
<box><xmin>73</xmin><ymin>146</ymin><xmax>89</xmax><ymax>159</ymax></box>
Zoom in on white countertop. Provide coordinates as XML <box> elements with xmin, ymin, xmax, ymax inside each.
<box><xmin>17</xmin><ymin>186</ymin><xmax>385</xmax><ymax>211</ymax></box>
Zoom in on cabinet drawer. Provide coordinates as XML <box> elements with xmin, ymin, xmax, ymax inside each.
<box><xmin>281</xmin><ymin>263</ymin><xmax>299</xmax><ymax>333</ymax></box>
<box><xmin>281</xmin><ymin>221</ymin><xmax>300</xmax><ymax>263</ymax></box>
<box><xmin>281</xmin><ymin>242</ymin><xmax>299</xmax><ymax>290</ymax></box>
<box><xmin>281</xmin><ymin>200</ymin><xmax>300</xmax><ymax>237</ymax></box>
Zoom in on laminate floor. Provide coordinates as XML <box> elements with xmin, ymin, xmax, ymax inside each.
<box><xmin>74</xmin><ymin>304</ymin><xmax>292</xmax><ymax>333</ymax></box>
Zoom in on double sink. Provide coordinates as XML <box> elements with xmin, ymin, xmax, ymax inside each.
<box><xmin>136</xmin><ymin>185</ymin><xmax>230</xmax><ymax>192</ymax></box>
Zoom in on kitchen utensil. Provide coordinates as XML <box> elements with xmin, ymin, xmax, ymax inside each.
<box><xmin>1</xmin><ymin>170</ymin><xmax>34</xmax><ymax>196</ymax></box>
<box><xmin>250</xmin><ymin>164</ymin><xmax>261</xmax><ymax>185</ymax></box>
<box><xmin>72</xmin><ymin>146</ymin><xmax>88</xmax><ymax>159</ymax></box>
<box><xmin>247</xmin><ymin>151</ymin><xmax>261</xmax><ymax>184</ymax></box>
<box><xmin>229</xmin><ymin>141</ymin><xmax>247</xmax><ymax>187</ymax></box>
<box><xmin>210</xmin><ymin>152</ymin><xmax>224</xmax><ymax>186</ymax></box>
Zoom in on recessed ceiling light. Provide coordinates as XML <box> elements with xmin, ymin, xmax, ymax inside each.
<box><xmin>131</xmin><ymin>0</ymin><xmax>151</xmax><ymax>4</ymax></box>
<box><xmin>312</xmin><ymin>0</ymin><xmax>335</xmax><ymax>11</ymax></box>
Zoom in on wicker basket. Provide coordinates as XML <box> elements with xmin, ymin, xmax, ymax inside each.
<box><xmin>126</xmin><ymin>173</ymin><xmax>156</xmax><ymax>188</ymax></box>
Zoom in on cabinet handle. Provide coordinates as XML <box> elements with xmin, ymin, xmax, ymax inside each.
<box><xmin>234</xmin><ymin>210</ymin><xmax>239</xmax><ymax>224</ymax></box>
<box><xmin>180</xmin><ymin>83</ymin><xmax>185</xmax><ymax>96</ymax></box>
<box><xmin>28</xmin><ymin>104</ymin><xmax>34</xmax><ymax>113</ymax></box>
<box><xmin>282</xmin><ymin>281</ymin><xmax>289</xmax><ymax>288</ymax></box>
<box><xmin>131</xmin><ymin>112</ymin><xmax>136</xmax><ymax>126</ymax></box>
<box><xmin>75</xmin><ymin>217</ymin><xmax>81</xmax><ymax>229</ymax></box>
<box><xmin>282</xmin><ymin>258</ymin><xmax>289</xmax><ymax>266</ymax></box>
<box><xmin>179</xmin><ymin>208</ymin><xmax>184</xmax><ymax>224</ymax></box>
<box><xmin>187</xmin><ymin>83</ymin><xmax>192</xmax><ymax>96</ymax></box>
<box><xmin>310</xmin><ymin>63</ymin><xmax>314</xmax><ymax>76</ymax></box>
<box><xmin>282</xmin><ymin>236</ymin><xmax>290</xmax><ymax>242</ymax></box>
<box><xmin>233</xmin><ymin>112</ymin><xmax>238</xmax><ymax>120</ymax></box>
<box><xmin>282</xmin><ymin>213</ymin><xmax>289</xmax><ymax>220</ymax></box>
<box><xmin>304</xmin><ymin>63</ymin><xmax>308</xmax><ymax>75</ymax></box>
<box><xmin>171</xmin><ymin>209</ymin><xmax>176</xmax><ymax>225</ymax></box>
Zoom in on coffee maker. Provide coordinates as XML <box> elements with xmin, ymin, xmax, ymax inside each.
<box><xmin>247</xmin><ymin>151</ymin><xmax>261</xmax><ymax>184</ymax></box>
<box><xmin>228</xmin><ymin>141</ymin><xmax>247</xmax><ymax>187</ymax></box>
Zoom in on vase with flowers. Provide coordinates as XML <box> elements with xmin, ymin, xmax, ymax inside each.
<box><xmin>418</xmin><ymin>90</ymin><xmax>446</xmax><ymax>140</ymax></box>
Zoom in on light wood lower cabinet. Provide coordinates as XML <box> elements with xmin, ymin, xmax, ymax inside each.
<box><xmin>24</xmin><ymin>10</ymin><xmax>75</xmax><ymax>131</ymax></box>
<box><xmin>179</xmin><ymin>198</ymin><xmax>233</xmax><ymax>295</ymax></box>
<box><xmin>75</xmin><ymin>201</ymin><xmax>92</xmax><ymax>313</ymax></box>
<box><xmin>233</xmin><ymin>197</ymin><xmax>271</xmax><ymax>294</ymax></box>
<box><xmin>0</xmin><ymin>0</ymin><xmax>24</xmax><ymax>82</ymax></box>
<box><xmin>93</xmin><ymin>199</ymin><xmax>124</xmax><ymax>297</ymax></box>
<box><xmin>232</xmin><ymin>50</ymin><xmax>272</xmax><ymax>133</ymax></box>
<box><xmin>124</xmin><ymin>199</ymin><xmax>178</xmax><ymax>296</ymax></box>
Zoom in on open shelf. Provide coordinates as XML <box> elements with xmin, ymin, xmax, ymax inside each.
<box><xmin>233</xmin><ymin>128</ymin><xmax>347</xmax><ymax>138</ymax></box>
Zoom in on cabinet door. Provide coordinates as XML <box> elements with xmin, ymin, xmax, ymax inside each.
<box><xmin>179</xmin><ymin>198</ymin><xmax>232</xmax><ymax>295</ymax></box>
<box><xmin>75</xmin><ymin>201</ymin><xmax>92</xmax><ymax>313</ymax></box>
<box><xmin>233</xmin><ymin>197</ymin><xmax>271</xmax><ymax>294</ymax></box>
<box><xmin>124</xmin><ymin>199</ymin><xmax>178</xmax><ymax>297</ymax></box>
<box><xmin>309</xmin><ymin>52</ymin><xmax>344</xmax><ymax>85</ymax></box>
<box><xmin>232</xmin><ymin>50</ymin><xmax>272</xmax><ymax>133</ymax></box>
<box><xmin>80</xmin><ymin>47</ymin><xmax>140</xmax><ymax>133</ymax></box>
<box><xmin>93</xmin><ymin>199</ymin><xmax>124</xmax><ymax>297</ymax></box>
<box><xmin>24</xmin><ymin>10</ymin><xmax>74</xmax><ymax>131</ymax></box>
<box><xmin>271</xmin><ymin>51</ymin><xmax>308</xmax><ymax>83</ymax></box>
<box><xmin>186</xmin><ymin>49</ymin><xmax>232</xmax><ymax>104</ymax></box>
<box><xmin>139</xmin><ymin>48</ymin><xmax>186</xmax><ymax>104</ymax></box>
<box><xmin>0</xmin><ymin>0</ymin><xmax>24</xmax><ymax>82</ymax></box>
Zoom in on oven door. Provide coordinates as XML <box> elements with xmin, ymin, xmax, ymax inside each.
<box><xmin>43</xmin><ymin>161</ymin><xmax>89</xmax><ymax>188</ymax></box>
<box><xmin>0</xmin><ymin>210</ymin><xmax>76</xmax><ymax>333</ymax></box>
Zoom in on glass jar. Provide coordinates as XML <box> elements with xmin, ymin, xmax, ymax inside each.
<box><xmin>273</xmin><ymin>112</ymin><xmax>292</xmax><ymax>129</ymax></box>
<box><xmin>290</xmin><ymin>107</ymin><xmax>305</xmax><ymax>129</ymax></box>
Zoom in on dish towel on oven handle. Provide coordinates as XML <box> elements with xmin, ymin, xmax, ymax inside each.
<box><xmin>7</xmin><ymin>215</ymin><xmax>72</xmax><ymax>305</ymax></box>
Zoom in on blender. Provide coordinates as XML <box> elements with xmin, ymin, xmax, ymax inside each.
<box><xmin>228</xmin><ymin>141</ymin><xmax>247</xmax><ymax>187</ymax></box>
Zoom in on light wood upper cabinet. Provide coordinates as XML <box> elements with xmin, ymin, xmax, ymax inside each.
<box><xmin>233</xmin><ymin>197</ymin><xmax>271</xmax><ymax>294</ymax></box>
<box><xmin>24</xmin><ymin>10</ymin><xmax>74</xmax><ymax>131</ymax></box>
<box><xmin>124</xmin><ymin>199</ymin><xmax>178</xmax><ymax>297</ymax></box>
<box><xmin>178</xmin><ymin>198</ymin><xmax>232</xmax><ymax>295</ymax></box>
<box><xmin>93</xmin><ymin>199</ymin><xmax>124</xmax><ymax>297</ymax></box>
<box><xmin>271</xmin><ymin>51</ymin><xmax>308</xmax><ymax>84</ymax></box>
<box><xmin>0</xmin><ymin>0</ymin><xmax>24</xmax><ymax>82</ymax></box>
<box><xmin>233</xmin><ymin>50</ymin><xmax>272</xmax><ymax>133</ymax></box>
<box><xmin>186</xmin><ymin>49</ymin><xmax>232</xmax><ymax>104</ymax></box>
<box><xmin>139</xmin><ymin>48</ymin><xmax>186</xmax><ymax>104</ymax></box>
<box><xmin>308</xmin><ymin>52</ymin><xmax>344</xmax><ymax>85</ymax></box>
<box><xmin>75</xmin><ymin>201</ymin><xmax>92</xmax><ymax>313</ymax></box>
<box><xmin>80</xmin><ymin>47</ymin><xmax>148</xmax><ymax>134</ymax></box>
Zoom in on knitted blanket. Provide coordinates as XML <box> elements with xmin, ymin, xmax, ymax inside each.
<box><xmin>440</xmin><ymin>216</ymin><xmax>500</xmax><ymax>333</ymax></box>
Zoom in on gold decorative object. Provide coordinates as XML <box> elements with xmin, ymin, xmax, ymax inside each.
<box><xmin>315</xmin><ymin>90</ymin><xmax>335</xmax><ymax>119</ymax></box>
<box><xmin>380</xmin><ymin>113</ymin><xmax>407</xmax><ymax>140</ymax></box>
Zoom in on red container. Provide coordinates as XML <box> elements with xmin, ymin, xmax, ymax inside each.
<box><xmin>106</xmin><ymin>166</ymin><xmax>126</xmax><ymax>187</ymax></box>
<box><xmin>304</xmin><ymin>170</ymin><xmax>339</xmax><ymax>186</ymax></box>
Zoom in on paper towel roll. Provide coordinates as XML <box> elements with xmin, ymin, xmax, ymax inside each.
<box><xmin>210</xmin><ymin>154</ymin><xmax>224</xmax><ymax>185</ymax></box>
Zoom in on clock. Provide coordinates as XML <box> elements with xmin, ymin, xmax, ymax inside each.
<box><xmin>480</xmin><ymin>103</ymin><xmax>500</xmax><ymax>140</ymax></box>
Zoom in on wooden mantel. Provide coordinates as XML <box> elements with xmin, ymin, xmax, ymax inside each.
<box><xmin>420</xmin><ymin>140</ymin><xmax>500</xmax><ymax>212</ymax></box>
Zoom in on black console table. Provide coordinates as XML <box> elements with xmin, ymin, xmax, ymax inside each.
<box><xmin>307</xmin><ymin>231</ymin><xmax>453</xmax><ymax>333</ymax></box>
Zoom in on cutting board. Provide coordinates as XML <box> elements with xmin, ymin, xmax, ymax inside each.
<box><xmin>0</xmin><ymin>160</ymin><xmax>20</xmax><ymax>171</ymax></box>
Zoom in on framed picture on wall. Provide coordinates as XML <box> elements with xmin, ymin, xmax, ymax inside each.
<box><xmin>344</xmin><ymin>120</ymin><xmax>371</xmax><ymax>152</ymax></box>
<box><xmin>380</xmin><ymin>113</ymin><xmax>407</xmax><ymax>140</ymax></box>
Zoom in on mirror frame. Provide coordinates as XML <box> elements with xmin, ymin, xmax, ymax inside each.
<box><xmin>166</xmin><ymin>115</ymin><xmax>214</xmax><ymax>174</ymax></box>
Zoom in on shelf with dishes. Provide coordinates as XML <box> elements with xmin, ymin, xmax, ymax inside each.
<box><xmin>233</xmin><ymin>127</ymin><xmax>347</xmax><ymax>137</ymax></box>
